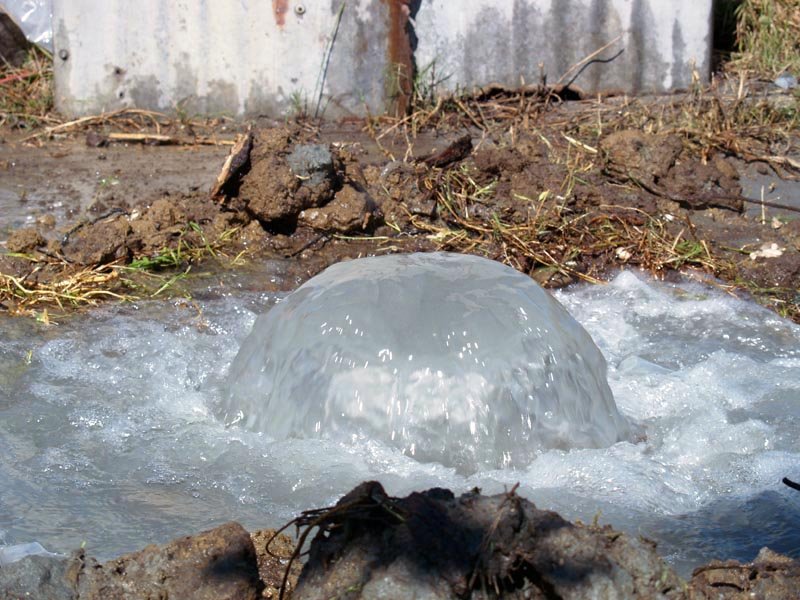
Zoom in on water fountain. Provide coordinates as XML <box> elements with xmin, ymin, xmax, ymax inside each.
<box><xmin>222</xmin><ymin>252</ymin><xmax>632</xmax><ymax>472</ymax></box>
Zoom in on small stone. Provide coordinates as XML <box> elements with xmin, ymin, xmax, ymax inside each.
<box><xmin>750</xmin><ymin>242</ymin><xmax>784</xmax><ymax>260</ymax></box>
<box><xmin>615</xmin><ymin>247</ymin><xmax>633</xmax><ymax>261</ymax></box>
<box><xmin>287</xmin><ymin>144</ymin><xmax>335</xmax><ymax>188</ymax></box>
<box><xmin>774</xmin><ymin>73</ymin><xmax>798</xmax><ymax>90</ymax></box>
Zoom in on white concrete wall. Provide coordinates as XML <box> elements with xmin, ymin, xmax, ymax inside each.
<box><xmin>414</xmin><ymin>0</ymin><xmax>713</xmax><ymax>95</ymax></box>
<box><xmin>52</xmin><ymin>0</ymin><xmax>713</xmax><ymax>118</ymax></box>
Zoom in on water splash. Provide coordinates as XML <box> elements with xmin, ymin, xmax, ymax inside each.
<box><xmin>222</xmin><ymin>253</ymin><xmax>632</xmax><ymax>471</ymax></box>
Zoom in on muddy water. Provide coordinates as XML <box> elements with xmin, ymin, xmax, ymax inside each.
<box><xmin>0</xmin><ymin>143</ymin><xmax>229</xmax><ymax>241</ymax></box>
<box><xmin>1</xmin><ymin>265</ymin><xmax>798</xmax><ymax>576</ymax></box>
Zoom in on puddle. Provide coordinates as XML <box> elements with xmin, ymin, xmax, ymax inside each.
<box><xmin>0</xmin><ymin>143</ymin><xmax>229</xmax><ymax>242</ymax></box>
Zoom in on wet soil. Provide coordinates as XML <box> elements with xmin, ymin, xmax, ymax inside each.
<box><xmin>4</xmin><ymin>485</ymin><xmax>796</xmax><ymax>599</ymax></box>
<box><xmin>0</xmin><ymin>98</ymin><xmax>798</xmax><ymax>319</ymax></box>
<box><xmin>1</xmin><ymin>98</ymin><xmax>799</xmax><ymax>592</ymax></box>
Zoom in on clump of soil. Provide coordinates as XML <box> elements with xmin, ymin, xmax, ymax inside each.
<box><xmin>268</xmin><ymin>481</ymin><xmax>800</xmax><ymax>600</ymax></box>
<box><xmin>289</xmin><ymin>482</ymin><xmax>684</xmax><ymax>599</ymax></box>
<box><xmin>1</xmin><ymin>486</ymin><xmax>797</xmax><ymax>599</ymax></box>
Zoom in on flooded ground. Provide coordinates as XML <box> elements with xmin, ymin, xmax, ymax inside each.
<box><xmin>0</xmin><ymin>143</ymin><xmax>229</xmax><ymax>240</ymax></box>
<box><xmin>0</xmin><ymin>265</ymin><xmax>798</xmax><ymax>577</ymax></box>
<box><xmin>1</xmin><ymin>94</ymin><xmax>799</xmax><ymax>578</ymax></box>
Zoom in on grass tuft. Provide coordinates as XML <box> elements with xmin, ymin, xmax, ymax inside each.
<box><xmin>732</xmin><ymin>0</ymin><xmax>800</xmax><ymax>77</ymax></box>
<box><xmin>0</xmin><ymin>46</ymin><xmax>55</xmax><ymax>128</ymax></box>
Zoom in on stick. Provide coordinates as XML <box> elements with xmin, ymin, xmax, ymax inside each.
<box><xmin>556</xmin><ymin>35</ymin><xmax>623</xmax><ymax>87</ymax></box>
<box><xmin>19</xmin><ymin>109</ymin><xmax>171</xmax><ymax>141</ymax></box>
<box><xmin>784</xmin><ymin>477</ymin><xmax>800</xmax><ymax>492</ymax></box>
<box><xmin>107</xmin><ymin>132</ymin><xmax>235</xmax><ymax>146</ymax></box>
<box><xmin>314</xmin><ymin>2</ymin><xmax>346</xmax><ymax>119</ymax></box>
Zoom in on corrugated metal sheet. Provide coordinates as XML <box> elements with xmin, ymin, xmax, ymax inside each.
<box><xmin>414</xmin><ymin>0</ymin><xmax>713</xmax><ymax>95</ymax></box>
<box><xmin>52</xmin><ymin>0</ymin><xmax>712</xmax><ymax>119</ymax></box>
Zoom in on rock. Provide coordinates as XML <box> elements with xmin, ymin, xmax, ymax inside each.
<box><xmin>0</xmin><ymin>522</ymin><xmax>261</xmax><ymax>600</ymax></box>
<box><xmin>688</xmin><ymin>547</ymin><xmax>800</xmax><ymax>599</ymax></box>
<box><xmin>286</xmin><ymin>144</ymin><xmax>335</xmax><ymax>189</ymax></box>
<box><xmin>61</xmin><ymin>217</ymin><xmax>131</xmax><ymax>265</ymax></box>
<box><xmin>80</xmin><ymin>521</ymin><xmax>260</xmax><ymax>600</ymax></box>
<box><xmin>251</xmin><ymin>529</ymin><xmax>303</xmax><ymax>599</ymax></box>
<box><xmin>0</xmin><ymin>552</ymin><xmax>80</xmax><ymax>600</ymax></box>
<box><xmin>292</xmin><ymin>482</ymin><xmax>684</xmax><ymax>599</ymax></box>
<box><xmin>6</xmin><ymin>227</ymin><xmax>45</xmax><ymax>253</ymax></box>
<box><xmin>297</xmin><ymin>184</ymin><xmax>379</xmax><ymax>233</ymax></box>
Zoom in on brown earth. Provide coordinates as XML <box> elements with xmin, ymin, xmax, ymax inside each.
<box><xmin>1</xmin><ymin>485</ymin><xmax>797</xmax><ymax>599</ymax></box>
<box><xmin>1</xmin><ymin>97</ymin><xmax>798</xmax><ymax>321</ymax></box>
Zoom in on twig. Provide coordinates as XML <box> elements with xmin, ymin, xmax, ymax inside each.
<box><xmin>556</xmin><ymin>36</ymin><xmax>624</xmax><ymax>88</ymax></box>
<box><xmin>314</xmin><ymin>2</ymin><xmax>346</xmax><ymax>119</ymax></box>
<box><xmin>19</xmin><ymin>109</ymin><xmax>171</xmax><ymax>141</ymax></box>
<box><xmin>784</xmin><ymin>477</ymin><xmax>800</xmax><ymax>492</ymax></box>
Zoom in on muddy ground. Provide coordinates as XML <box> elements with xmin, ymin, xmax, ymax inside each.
<box><xmin>1</xmin><ymin>93</ymin><xmax>799</xmax><ymax>596</ymax></box>
<box><xmin>0</xmin><ymin>91</ymin><xmax>799</xmax><ymax>321</ymax></box>
<box><xmin>2</xmin><ymin>484</ymin><xmax>798</xmax><ymax>599</ymax></box>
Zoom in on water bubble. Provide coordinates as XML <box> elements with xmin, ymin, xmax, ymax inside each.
<box><xmin>221</xmin><ymin>253</ymin><xmax>632</xmax><ymax>471</ymax></box>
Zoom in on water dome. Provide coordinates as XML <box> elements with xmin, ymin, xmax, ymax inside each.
<box><xmin>222</xmin><ymin>252</ymin><xmax>632</xmax><ymax>471</ymax></box>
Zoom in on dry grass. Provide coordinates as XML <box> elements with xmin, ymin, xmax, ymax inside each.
<box><xmin>0</xmin><ymin>46</ymin><xmax>55</xmax><ymax>128</ymax></box>
<box><xmin>0</xmin><ymin>223</ymin><xmax>247</xmax><ymax>319</ymax></box>
<box><xmin>0</xmin><ymin>261</ymin><xmax>128</xmax><ymax>322</ymax></box>
<box><xmin>411</xmin><ymin>165</ymin><xmax>728</xmax><ymax>285</ymax></box>
<box><xmin>732</xmin><ymin>0</ymin><xmax>800</xmax><ymax>77</ymax></box>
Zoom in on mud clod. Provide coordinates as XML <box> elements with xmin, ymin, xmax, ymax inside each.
<box><xmin>298</xmin><ymin>184</ymin><xmax>379</xmax><ymax>233</ymax></box>
<box><xmin>291</xmin><ymin>482</ymin><xmax>685</xmax><ymax>599</ymax></box>
<box><xmin>601</xmin><ymin>130</ymin><xmax>684</xmax><ymax>185</ymax></box>
<box><xmin>61</xmin><ymin>216</ymin><xmax>131</xmax><ymax>265</ymax></box>
<box><xmin>236</xmin><ymin>135</ymin><xmax>342</xmax><ymax>229</ymax></box>
<box><xmin>6</xmin><ymin>227</ymin><xmax>45</xmax><ymax>253</ymax></box>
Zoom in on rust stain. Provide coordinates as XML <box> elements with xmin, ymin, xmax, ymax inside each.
<box><xmin>383</xmin><ymin>0</ymin><xmax>413</xmax><ymax>116</ymax></box>
<box><xmin>272</xmin><ymin>0</ymin><xmax>289</xmax><ymax>28</ymax></box>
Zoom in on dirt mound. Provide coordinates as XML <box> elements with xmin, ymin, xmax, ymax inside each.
<box><xmin>274</xmin><ymin>482</ymin><xmax>800</xmax><ymax>600</ymax></box>
<box><xmin>0</xmin><ymin>483</ymin><xmax>797</xmax><ymax>599</ymax></box>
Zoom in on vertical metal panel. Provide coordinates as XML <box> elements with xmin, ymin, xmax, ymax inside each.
<box><xmin>53</xmin><ymin>0</ymin><xmax>712</xmax><ymax>118</ymax></box>
<box><xmin>413</xmin><ymin>0</ymin><xmax>713</xmax><ymax>95</ymax></box>
<box><xmin>53</xmin><ymin>0</ymin><xmax>391</xmax><ymax>117</ymax></box>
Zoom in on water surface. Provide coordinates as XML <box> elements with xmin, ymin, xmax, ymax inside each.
<box><xmin>1</xmin><ymin>268</ymin><xmax>798</xmax><ymax>576</ymax></box>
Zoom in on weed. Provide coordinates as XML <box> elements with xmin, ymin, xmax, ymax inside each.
<box><xmin>0</xmin><ymin>46</ymin><xmax>55</xmax><ymax>128</ymax></box>
<box><xmin>732</xmin><ymin>0</ymin><xmax>800</xmax><ymax>76</ymax></box>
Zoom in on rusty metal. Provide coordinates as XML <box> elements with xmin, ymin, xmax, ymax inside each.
<box><xmin>384</xmin><ymin>0</ymin><xmax>414</xmax><ymax>116</ymax></box>
<box><xmin>272</xmin><ymin>0</ymin><xmax>288</xmax><ymax>28</ymax></box>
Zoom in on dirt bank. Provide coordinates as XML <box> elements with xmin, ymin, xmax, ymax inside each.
<box><xmin>1</xmin><ymin>483</ymin><xmax>798</xmax><ymax>599</ymax></box>
<box><xmin>1</xmin><ymin>89</ymin><xmax>798</xmax><ymax>321</ymax></box>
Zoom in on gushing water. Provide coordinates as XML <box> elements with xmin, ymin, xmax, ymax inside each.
<box><xmin>0</xmin><ymin>262</ymin><xmax>798</xmax><ymax>575</ymax></box>
<box><xmin>222</xmin><ymin>253</ymin><xmax>632</xmax><ymax>471</ymax></box>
